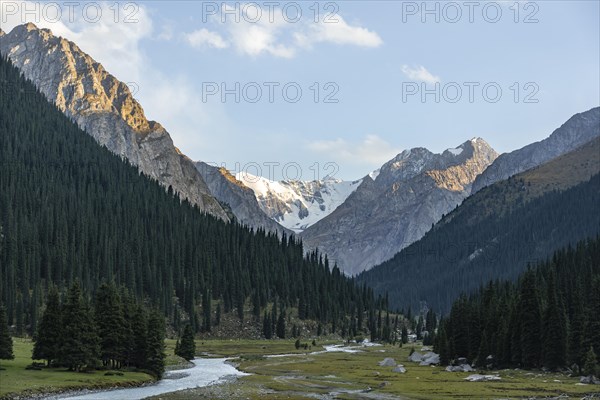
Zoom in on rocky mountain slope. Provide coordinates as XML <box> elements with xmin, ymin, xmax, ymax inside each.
<box><xmin>472</xmin><ymin>107</ymin><xmax>600</xmax><ymax>193</ymax></box>
<box><xmin>237</xmin><ymin>173</ymin><xmax>362</xmax><ymax>233</ymax></box>
<box><xmin>0</xmin><ymin>23</ymin><xmax>228</xmax><ymax>220</ymax></box>
<box><xmin>358</xmin><ymin>136</ymin><xmax>600</xmax><ymax>311</ymax></box>
<box><xmin>300</xmin><ymin>139</ymin><xmax>498</xmax><ymax>275</ymax></box>
<box><xmin>195</xmin><ymin>162</ymin><xmax>291</xmax><ymax>234</ymax></box>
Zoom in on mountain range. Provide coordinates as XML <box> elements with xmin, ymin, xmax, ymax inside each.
<box><xmin>1</xmin><ymin>23</ymin><xmax>599</xmax><ymax>278</ymax></box>
<box><xmin>359</xmin><ymin>136</ymin><xmax>600</xmax><ymax>311</ymax></box>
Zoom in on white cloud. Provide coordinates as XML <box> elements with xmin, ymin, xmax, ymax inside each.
<box><xmin>294</xmin><ymin>15</ymin><xmax>383</xmax><ymax>49</ymax></box>
<box><xmin>401</xmin><ymin>65</ymin><xmax>441</xmax><ymax>84</ymax></box>
<box><xmin>227</xmin><ymin>21</ymin><xmax>294</xmax><ymax>58</ymax></box>
<box><xmin>184</xmin><ymin>4</ymin><xmax>382</xmax><ymax>58</ymax></box>
<box><xmin>185</xmin><ymin>28</ymin><xmax>229</xmax><ymax>49</ymax></box>
<box><xmin>157</xmin><ymin>24</ymin><xmax>174</xmax><ymax>41</ymax></box>
<box><xmin>0</xmin><ymin>1</ymin><xmax>152</xmax><ymax>84</ymax></box>
<box><xmin>308</xmin><ymin>134</ymin><xmax>402</xmax><ymax>167</ymax></box>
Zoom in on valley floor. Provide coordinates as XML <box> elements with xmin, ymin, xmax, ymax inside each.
<box><xmin>2</xmin><ymin>339</ymin><xmax>599</xmax><ymax>399</ymax></box>
<box><xmin>157</xmin><ymin>339</ymin><xmax>599</xmax><ymax>400</ymax></box>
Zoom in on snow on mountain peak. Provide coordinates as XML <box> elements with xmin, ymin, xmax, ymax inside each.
<box><xmin>236</xmin><ymin>171</ymin><xmax>362</xmax><ymax>233</ymax></box>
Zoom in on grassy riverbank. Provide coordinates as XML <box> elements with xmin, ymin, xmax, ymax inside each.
<box><xmin>156</xmin><ymin>339</ymin><xmax>600</xmax><ymax>400</ymax></box>
<box><xmin>0</xmin><ymin>339</ymin><xmax>153</xmax><ymax>399</ymax></box>
<box><xmin>3</xmin><ymin>338</ymin><xmax>599</xmax><ymax>399</ymax></box>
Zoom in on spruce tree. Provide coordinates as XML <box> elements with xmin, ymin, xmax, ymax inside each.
<box><xmin>176</xmin><ymin>324</ymin><xmax>196</xmax><ymax>361</ymax></box>
<box><xmin>32</xmin><ymin>286</ymin><xmax>62</xmax><ymax>366</ymax></box>
<box><xmin>583</xmin><ymin>346</ymin><xmax>598</xmax><ymax>377</ymax></box>
<box><xmin>95</xmin><ymin>283</ymin><xmax>125</xmax><ymax>368</ymax></box>
<box><xmin>60</xmin><ymin>282</ymin><xmax>99</xmax><ymax>371</ymax></box>
<box><xmin>276</xmin><ymin>309</ymin><xmax>286</xmax><ymax>339</ymax></box>
<box><xmin>517</xmin><ymin>270</ymin><xmax>542</xmax><ymax>368</ymax></box>
<box><xmin>434</xmin><ymin>322</ymin><xmax>449</xmax><ymax>365</ymax></box>
<box><xmin>130</xmin><ymin>305</ymin><xmax>148</xmax><ymax>369</ymax></box>
<box><xmin>541</xmin><ymin>273</ymin><xmax>568</xmax><ymax>370</ymax></box>
<box><xmin>0</xmin><ymin>305</ymin><xmax>14</xmax><ymax>360</ymax></box>
<box><xmin>263</xmin><ymin>311</ymin><xmax>272</xmax><ymax>339</ymax></box>
<box><xmin>215</xmin><ymin>303</ymin><xmax>221</xmax><ymax>326</ymax></box>
<box><xmin>145</xmin><ymin>310</ymin><xmax>166</xmax><ymax>379</ymax></box>
<box><xmin>202</xmin><ymin>289</ymin><xmax>211</xmax><ymax>332</ymax></box>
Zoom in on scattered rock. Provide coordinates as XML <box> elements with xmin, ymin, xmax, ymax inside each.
<box><xmin>392</xmin><ymin>366</ymin><xmax>406</xmax><ymax>373</ymax></box>
<box><xmin>464</xmin><ymin>374</ymin><xmax>501</xmax><ymax>382</ymax></box>
<box><xmin>579</xmin><ymin>375</ymin><xmax>600</xmax><ymax>384</ymax></box>
<box><xmin>419</xmin><ymin>352</ymin><xmax>440</xmax><ymax>366</ymax></box>
<box><xmin>378</xmin><ymin>358</ymin><xmax>397</xmax><ymax>367</ymax></box>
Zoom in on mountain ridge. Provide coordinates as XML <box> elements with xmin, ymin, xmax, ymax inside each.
<box><xmin>0</xmin><ymin>23</ymin><xmax>229</xmax><ymax>220</ymax></box>
<box><xmin>472</xmin><ymin>106</ymin><xmax>600</xmax><ymax>192</ymax></box>
<box><xmin>299</xmin><ymin>138</ymin><xmax>499</xmax><ymax>275</ymax></box>
<box><xmin>358</xmin><ymin>134</ymin><xmax>600</xmax><ymax>311</ymax></box>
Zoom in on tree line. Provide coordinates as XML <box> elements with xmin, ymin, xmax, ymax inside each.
<box><xmin>358</xmin><ymin>171</ymin><xmax>600</xmax><ymax>313</ymax></box>
<box><xmin>434</xmin><ymin>237</ymin><xmax>600</xmax><ymax>375</ymax></box>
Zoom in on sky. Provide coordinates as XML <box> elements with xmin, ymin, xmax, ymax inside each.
<box><xmin>1</xmin><ymin>0</ymin><xmax>599</xmax><ymax>180</ymax></box>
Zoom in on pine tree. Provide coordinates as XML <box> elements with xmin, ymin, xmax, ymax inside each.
<box><xmin>215</xmin><ymin>303</ymin><xmax>221</xmax><ymax>326</ymax></box>
<box><xmin>145</xmin><ymin>310</ymin><xmax>166</xmax><ymax>379</ymax></box>
<box><xmin>176</xmin><ymin>324</ymin><xmax>196</xmax><ymax>361</ymax></box>
<box><xmin>588</xmin><ymin>277</ymin><xmax>600</xmax><ymax>362</ymax></box>
<box><xmin>0</xmin><ymin>305</ymin><xmax>14</xmax><ymax>360</ymax></box>
<box><xmin>517</xmin><ymin>270</ymin><xmax>542</xmax><ymax>368</ymax></box>
<box><xmin>202</xmin><ymin>289</ymin><xmax>211</xmax><ymax>332</ymax></box>
<box><xmin>541</xmin><ymin>272</ymin><xmax>568</xmax><ymax>370</ymax></box>
<box><xmin>583</xmin><ymin>346</ymin><xmax>598</xmax><ymax>377</ymax></box>
<box><xmin>435</xmin><ymin>322</ymin><xmax>449</xmax><ymax>366</ymax></box>
<box><xmin>263</xmin><ymin>311</ymin><xmax>272</xmax><ymax>339</ymax></box>
<box><xmin>95</xmin><ymin>283</ymin><xmax>125</xmax><ymax>368</ymax></box>
<box><xmin>401</xmin><ymin>326</ymin><xmax>408</xmax><ymax>344</ymax></box>
<box><xmin>32</xmin><ymin>286</ymin><xmax>62</xmax><ymax>366</ymax></box>
<box><xmin>60</xmin><ymin>282</ymin><xmax>99</xmax><ymax>371</ymax></box>
<box><xmin>276</xmin><ymin>309</ymin><xmax>286</xmax><ymax>339</ymax></box>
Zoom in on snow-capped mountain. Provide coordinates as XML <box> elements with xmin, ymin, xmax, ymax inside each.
<box><xmin>300</xmin><ymin>138</ymin><xmax>499</xmax><ymax>275</ymax></box>
<box><xmin>237</xmin><ymin>173</ymin><xmax>362</xmax><ymax>233</ymax></box>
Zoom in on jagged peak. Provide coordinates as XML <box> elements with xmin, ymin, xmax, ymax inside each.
<box><xmin>1</xmin><ymin>23</ymin><xmax>156</xmax><ymax>135</ymax></box>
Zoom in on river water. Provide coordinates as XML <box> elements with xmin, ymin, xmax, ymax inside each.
<box><xmin>52</xmin><ymin>358</ymin><xmax>248</xmax><ymax>400</ymax></box>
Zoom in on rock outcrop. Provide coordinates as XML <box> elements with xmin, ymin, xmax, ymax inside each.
<box><xmin>0</xmin><ymin>23</ymin><xmax>228</xmax><ymax>220</ymax></box>
<box><xmin>472</xmin><ymin>107</ymin><xmax>600</xmax><ymax>193</ymax></box>
<box><xmin>300</xmin><ymin>139</ymin><xmax>498</xmax><ymax>275</ymax></box>
<box><xmin>195</xmin><ymin>162</ymin><xmax>291</xmax><ymax>234</ymax></box>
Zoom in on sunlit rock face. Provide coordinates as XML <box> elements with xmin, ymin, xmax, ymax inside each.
<box><xmin>300</xmin><ymin>139</ymin><xmax>498</xmax><ymax>275</ymax></box>
<box><xmin>0</xmin><ymin>23</ymin><xmax>228</xmax><ymax>220</ymax></box>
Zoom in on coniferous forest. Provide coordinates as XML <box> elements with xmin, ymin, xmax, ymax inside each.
<box><xmin>0</xmin><ymin>55</ymin><xmax>378</xmax><ymax>344</ymax></box>
<box><xmin>358</xmin><ymin>172</ymin><xmax>600</xmax><ymax>312</ymax></box>
<box><xmin>434</xmin><ymin>237</ymin><xmax>600</xmax><ymax>373</ymax></box>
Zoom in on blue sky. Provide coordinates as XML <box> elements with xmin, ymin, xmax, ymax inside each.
<box><xmin>2</xmin><ymin>1</ymin><xmax>599</xmax><ymax>180</ymax></box>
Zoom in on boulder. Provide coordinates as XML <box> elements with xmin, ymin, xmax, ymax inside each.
<box><xmin>393</xmin><ymin>366</ymin><xmax>406</xmax><ymax>373</ymax></box>
<box><xmin>462</xmin><ymin>364</ymin><xmax>475</xmax><ymax>372</ymax></box>
<box><xmin>408</xmin><ymin>351</ymin><xmax>423</xmax><ymax>362</ymax></box>
<box><xmin>419</xmin><ymin>352</ymin><xmax>440</xmax><ymax>365</ymax></box>
<box><xmin>378</xmin><ymin>358</ymin><xmax>397</xmax><ymax>367</ymax></box>
<box><xmin>579</xmin><ymin>375</ymin><xmax>600</xmax><ymax>384</ymax></box>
